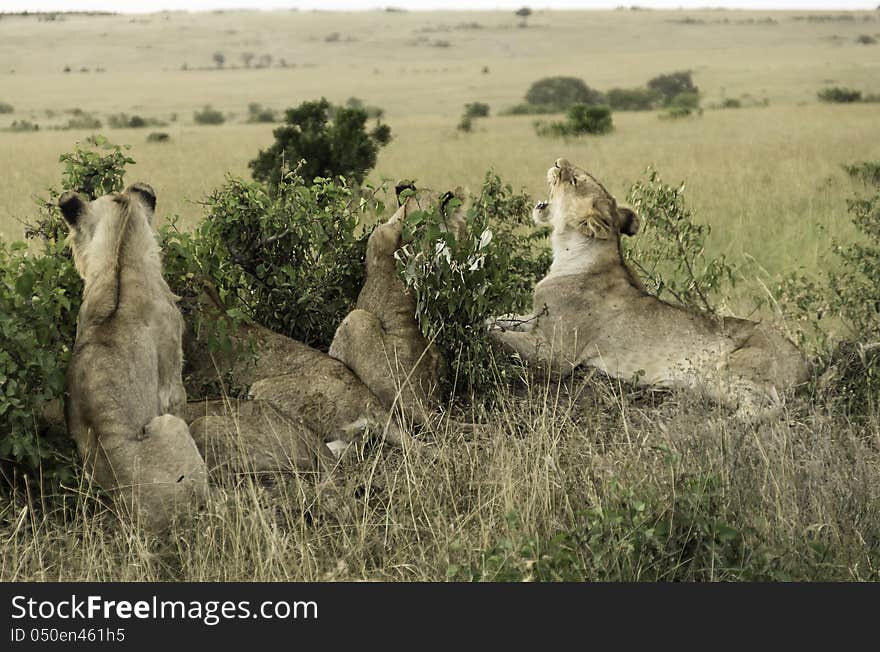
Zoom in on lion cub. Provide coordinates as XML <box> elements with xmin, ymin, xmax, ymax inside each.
<box><xmin>61</xmin><ymin>184</ymin><xmax>207</xmax><ymax>530</ymax></box>
<box><xmin>488</xmin><ymin>159</ymin><xmax>809</xmax><ymax>414</ymax></box>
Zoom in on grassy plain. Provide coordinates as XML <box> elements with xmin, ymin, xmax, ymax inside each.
<box><xmin>2</xmin><ymin>8</ymin><xmax>880</xmax><ymax>582</ymax></box>
<box><xmin>1</xmin><ymin>8</ymin><xmax>879</xmax><ymax>282</ymax></box>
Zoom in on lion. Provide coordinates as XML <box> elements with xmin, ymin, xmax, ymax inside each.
<box><xmin>328</xmin><ymin>184</ymin><xmax>464</xmax><ymax>427</ymax></box>
<box><xmin>61</xmin><ymin>183</ymin><xmax>207</xmax><ymax>531</ymax></box>
<box><xmin>328</xmin><ymin>185</ymin><xmax>444</xmax><ymax>423</ymax></box>
<box><xmin>181</xmin><ymin>283</ymin><xmax>416</xmax><ymax>471</ymax></box>
<box><xmin>487</xmin><ymin>159</ymin><xmax>810</xmax><ymax>414</ymax></box>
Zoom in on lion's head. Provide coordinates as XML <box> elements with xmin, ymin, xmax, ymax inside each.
<box><xmin>533</xmin><ymin>158</ymin><xmax>639</xmax><ymax>241</ymax></box>
<box><xmin>59</xmin><ymin>183</ymin><xmax>157</xmax><ymax>281</ymax></box>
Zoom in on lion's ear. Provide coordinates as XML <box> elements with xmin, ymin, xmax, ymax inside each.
<box><xmin>618</xmin><ymin>205</ymin><xmax>640</xmax><ymax>237</ymax></box>
<box><xmin>570</xmin><ymin>198</ymin><xmax>614</xmax><ymax>240</ymax></box>
<box><xmin>574</xmin><ymin>212</ymin><xmax>613</xmax><ymax>240</ymax></box>
<box><xmin>58</xmin><ymin>191</ymin><xmax>86</xmax><ymax>226</ymax></box>
<box><xmin>126</xmin><ymin>182</ymin><xmax>157</xmax><ymax>212</ymax></box>
<box><xmin>395</xmin><ymin>179</ymin><xmax>417</xmax><ymax>206</ymax></box>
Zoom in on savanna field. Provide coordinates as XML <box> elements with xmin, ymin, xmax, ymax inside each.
<box><xmin>2</xmin><ymin>8</ymin><xmax>880</xmax><ymax>581</ymax></box>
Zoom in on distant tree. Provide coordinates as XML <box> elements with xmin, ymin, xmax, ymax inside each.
<box><xmin>193</xmin><ymin>105</ymin><xmax>225</xmax><ymax>125</ymax></box>
<box><xmin>241</xmin><ymin>52</ymin><xmax>255</xmax><ymax>68</ymax></box>
<box><xmin>516</xmin><ymin>6</ymin><xmax>532</xmax><ymax>26</ymax></box>
<box><xmin>647</xmin><ymin>71</ymin><xmax>699</xmax><ymax>106</ymax></box>
<box><xmin>464</xmin><ymin>102</ymin><xmax>490</xmax><ymax>118</ymax></box>
<box><xmin>212</xmin><ymin>51</ymin><xmax>225</xmax><ymax>69</ymax></box>
<box><xmin>607</xmin><ymin>87</ymin><xmax>661</xmax><ymax>111</ymax></box>
<box><xmin>818</xmin><ymin>87</ymin><xmax>862</xmax><ymax>103</ymax></box>
<box><xmin>248</xmin><ymin>98</ymin><xmax>392</xmax><ymax>191</ymax></box>
<box><xmin>525</xmin><ymin>76</ymin><xmax>605</xmax><ymax>111</ymax></box>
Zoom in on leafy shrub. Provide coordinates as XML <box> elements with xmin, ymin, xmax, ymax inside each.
<box><xmin>247</xmin><ymin>103</ymin><xmax>276</xmax><ymax>123</ymax></box>
<box><xmin>249</xmin><ymin>98</ymin><xmax>391</xmax><ymax>192</ymax></box>
<box><xmin>1</xmin><ymin>136</ymin><xmax>135</xmax><ymax>486</ymax></box>
<box><xmin>457</xmin><ymin>115</ymin><xmax>473</xmax><ymax>132</ymax></box>
<box><xmin>660</xmin><ymin>92</ymin><xmax>702</xmax><ymax>119</ymax></box>
<box><xmin>535</xmin><ymin>104</ymin><xmax>613</xmax><ymax>137</ymax></box>
<box><xmin>464</xmin><ymin>102</ymin><xmax>490</xmax><ymax>118</ymax></box>
<box><xmin>335</xmin><ymin>97</ymin><xmax>385</xmax><ymax>120</ymax></box>
<box><xmin>161</xmin><ymin>169</ymin><xmax>372</xmax><ymax>349</ymax></box>
<box><xmin>818</xmin><ymin>87</ymin><xmax>862</xmax><ymax>103</ymax></box>
<box><xmin>843</xmin><ymin>161</ymin><xmax>880</xmax><ymax>186</ymax></box>
<box><xmin>108</xmin><ymin>113</ymin><xmax>165</xmax><ymax>129</ymax></box>
<box><xmin>607</xmin><ymin>87</ymin><xmax>660</xmax><ymax>111</ymax></box>
<box><xmin>856</xmin><ymin>34</ymin><xmax>877</xmax><ymax>44</ymax></box>
<box><xmin>777</xmin><ymin>161</ymin><xmax>880</xmax><ymax>412</ymax></box>
<box><xmin>0</xmin><ymin>102</ymin><xmax>13</xmax><ymax>114</ymax></box>
<box><xmin>6</xmin><ymin>120</ymin><xmax>38</xmax><ymax>132</ymax></box>
<box><xmin>396</xmin><ymin>173</ymin><xmax>550</xmax><ymax>395</ymax></box>
<box><xmin>62</xmin><ymin>110</ymin><xmax>102</xmax><ymax>130</ymax></box>
<box><xmin>193</xmin><ymin>105</ymin><xmax>226</xmax><ymax>125</ymax></box>
<box><xmin>146</xmin><ymin>131</ymin><xmax>170</xmax><ymax>143</ymax></box>
<box><xmin>524</xmin><ymin>76</ymin><xmax>606</xmax><ymax>111</ymax></box>
<box><xmin>626</xmin><ymin>167</ymin><xmax>736</xmax><ymax>314</ymax></box>
<box><xmin>718</xmin><ymin>97</ymin><xmax>742</xmax><ymax>109</ymax></box>
<box><xmin>647</xmin><ymin>70</ymin><xmax>699</xmax><ymax>106</ymax></box>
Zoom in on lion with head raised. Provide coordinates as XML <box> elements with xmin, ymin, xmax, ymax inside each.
<box><xmin>488</xmin><ymin>158</ymin><xmax>809</xmax><ymax>414</ymax></box>
<box><xmin>61</xmin><ymin>183</ymin><xmax>207</xmax><ymax>530</ymax></box>
<box><xmin>328</xmin><ymin>183</ymin><xmax>465</xmax><ymax>427</ymax></box>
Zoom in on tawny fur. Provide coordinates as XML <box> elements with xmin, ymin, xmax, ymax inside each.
<box><xmin>62</xmin><ymin>184</ymin><xmax>207</xmax><ymax>531</ymax></box>
<box><xmin>488</xmin><ymin>159</ymin><xmax>810</xmax><ymax>414</ymax></box>
<box><xmin>328</xmin><ymin>188</ymin><xmax>464</xmax><ymax>427</ymax></box>
<box><xmin>180</xmin><ymin>286</ymin><xmax>416</xmax><ymax>472</ymax></box>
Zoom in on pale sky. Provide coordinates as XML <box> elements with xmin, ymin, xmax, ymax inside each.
<box><xmin>0</xmin><ymin>0</ymin><xmax>875</xmax><ymax>13</ymax></box>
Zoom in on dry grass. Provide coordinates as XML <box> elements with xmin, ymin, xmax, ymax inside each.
<box><xmin>3</xmin><ymin>371</ymin><xmax>879</xmax><ymax>582</ymax></box>
<box><xmin>2</xmin><ymin>8</ymin><xmax>880</xmax><ymax>582</ymax></box>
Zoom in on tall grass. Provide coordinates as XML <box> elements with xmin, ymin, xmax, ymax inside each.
<box><xmin>3</xmin><ymin>369</ymin><xmax>878</xmax><ymax>582</ymax></box>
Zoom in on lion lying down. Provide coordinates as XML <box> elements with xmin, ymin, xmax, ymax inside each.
<box><xmin>61</xmin><ymin>184</ymin><xmax>207</xmax><ymax>531</ymax></box>
<box><xmin>181</xmin><ymin>286</ymin><xmax>416</xmax><ymax>476</ymax></box>
<box><xmin>488</xmin><ymin>159</ymin><xmax>809</xmax><ymax>414</ymax></box>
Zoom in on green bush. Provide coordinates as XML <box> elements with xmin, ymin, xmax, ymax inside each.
<box><xmin>146</xmin><ymin>131</ymin><xmax>170</xmax><ymax>143</ymax></box>
<box><xmin>193</xmin><ymin>105</ymin><xmax>226</xmax><ymax>125</ymax></box>
<box><xmin>464</xmin><ymin>102</ymin><xmax>490</xmax><ymax>118</ymax></box>
<box><xmin>0</xmin><ymin>136</ymin><xmax>135</xmax><ymax>485</ymax></box>
<box><xmin>626</xmin><ymin>167</ymin><xmax>736</xmax><ymax>314</ymax></box>
<box><xmin>6</xmin><ymin>120</ymin><xmax>38</xmax><ymax>132</ymax></box>
<box><xmin>647</xmin><ymin>70</ymin><xmax>699</xmax><ymax>106</ymax></box>
<box><xmin>818</xmin><ymin>87</ymin><xmax>862</xmax><ymax>103</ymax></box>
<box><xmin>843</xmin><ymin>161</ymin><xmax>880</xmax><ymax>186</ymax></box>
<box><xmin>396</xmin><ymin>173</ymin><xmax>550</xmax><ymax>395</ymax></box>
<box><xmin>457</xmin><ymin>115</ymin><xmax>473</xmax><ymax>132</ymax></box>
<box><xmin>249</xmin><ymin>98</ymin><xmax>391</xmax><ymax>192</ymax></box>
<box><xmin>108</xmin><ymin>113</ymin><xmax>165</xmax><ymax>129</ymax></box>
<box><xmin>0</xmin><ymin>102</ymin><xmax>13</xmax><ymax>114</ymax></box>
<box><xmin>524</xmin><ymin>76</ymin><xmax>606</xmax><ymax>111</ymax></box>
<box><xmin>778</xmin><ymin>162</ymin><xmax>880</xmax><ymax>412</ymax></box>
<box><xmin>607</xmin><ymin>87</ymin><xmax>661</xmax><ymax>111</ymax></box>
<box><xmin>535</xmin><ymin>104</ymin><xmax>614</xmax><ymax>137</ymax></box>
<box><xmin>161</xmin><ymin>169</ymin><xmax>372</xmax><ymax>350</ymax></box>
<box><xmin>62</xmin><ymin>110</ymin><xmax>102</xmax><ymax>130</ymax></box>
<box><xmin>660</xmin><ymin>92</ymin><xmax>702</xmax><ymax>119</ymax></box>
<box><xmin>246</xmin><ymin>103</ymin><xmax>276</xmax><ymax>123</ymax></box>
<box><xmin>719</xmin><ymin>97</ymin><xmax>742</xmax><ymax>109</ymax></box>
